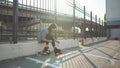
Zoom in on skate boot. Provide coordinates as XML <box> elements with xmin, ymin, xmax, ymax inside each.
<box><xmin>42</xmin><ymin>47</ymin><xmax>51</xmax><ymax>55</ymax></box>
<box><xmin>54</xmin><ymin>47</ymin><xmax>62</xmax><ymax>56</ymax></box>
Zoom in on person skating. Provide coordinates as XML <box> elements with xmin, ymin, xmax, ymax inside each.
<box><xmin>37</xmin><ymin>23</ymin><xmax>62</xmax><ymax>56</ymax></box>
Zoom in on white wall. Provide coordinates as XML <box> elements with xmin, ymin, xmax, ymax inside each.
<box><xmin>0</xmin><ymin>39</ymin><xmax>79</xmax><ymax>61</ymax></box>
<box><xmin>106</xmin><ymin>0</ymin><xmax>120</xmax><ymax>38</ymax></box>
<box><xmin>106</xmin><ymin>0</ymin><xmax>120</xmax><ymax>21</ymax></box>
<box><xmin>111</xmin><ymin>29</ymin><xmax>120</xmax><ymax>37</ymax></box>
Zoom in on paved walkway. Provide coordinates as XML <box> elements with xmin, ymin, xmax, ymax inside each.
<box><xmin>0</xmin><ymin>40</ymin><xmax>120</xmax><ymax>68</ymax></box>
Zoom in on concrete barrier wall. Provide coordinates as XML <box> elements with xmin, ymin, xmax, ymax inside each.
<box><xmin>0</xmin><ymin>39</ymin><xmax>79</xmax><ymax>61</ymax></box>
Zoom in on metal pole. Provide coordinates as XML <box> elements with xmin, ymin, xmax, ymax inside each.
<box><xmin>100</xmin><ymin>19</ymin><xmax>102</xmax><ymax>37</ymax></box>
<box><xmin>90</xmin><ymin>11</ymin><xmax>94</xmax><ymax>42</ymax></box>
<box><xmin>103</xmin><ymin>21</ymin><xmax>105</xmax><ymax>37</ymax></box>
<box><xmin>54</xmin><ymin>0</ymin><xmax>57</xmax><ymax>23</ymax></box>
<box><xmin>73</xmin><ymin>0</ymin><xmax>76</xmax><ymax>39</ymax></box>
<box><xmin>90</xmin><ymin>11</ymin><xmax>92</xmax><ymax>37</ymax></box>
<box><xmin>13</xmin><ymin>0</ymin><xmax>18</xmax><ymax>44</ymax></box>
<box><xmin>84</xmin><ymin>6</ymin><xmax>86</xmax><ymax>39</ymax></box>
<box><xmin>0</xmin><ymin>1</ymin><xmax>3</xmax><ymax>40</ymax></box>
<box><xmin>99</xmin><ymin>18</ymin><xmax>100</xmax><ymax>37</ymax></box>
<box><xmin>102</xmin><ymin>20</ymin><xmax>104</xmax><ymax>37</ymax></box>
<box><xmin>95</xmin><ymin>15</ymin><xmax>97</xmax><ymax>38</ymax></box>
<box><xmin>104</xmin><ymin>21</ymin><xmax>107</xmax><ymax>37</ymax></box>
<box><xmin>54</xmin><ymin>0</ymin><xmax>57</xmax><ymax>38</ymax></box>
<box><xmin>81</xmin><ymin>6</ymin><xmax>86</xmax><ymax>45</ymax></box>
<box><xmin>0</xmin><ymin>22</ymin><xmax>2</xmax><ymax>40</ymax></box>
<box><xmin>105</xmin><ymin>22</ymin><xmax>108</xmax><ymax>37</ymax></box>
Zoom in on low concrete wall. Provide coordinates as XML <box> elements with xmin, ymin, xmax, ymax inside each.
<box><xmin>0</xmin><ymin>39</ymin><xmax>79</xmax><ymax>61</ymax></box>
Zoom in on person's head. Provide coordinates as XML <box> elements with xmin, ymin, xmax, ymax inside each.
<box><xmin>48</xmin><ymin>23</ymin><xmax>57</xmax><ymax>32</ymax></box>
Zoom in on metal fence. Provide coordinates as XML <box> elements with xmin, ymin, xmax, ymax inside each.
<box><xmin>0</xmin><ymin>0</ymin><xmax>107</xmax><ymax>44</ymax></box>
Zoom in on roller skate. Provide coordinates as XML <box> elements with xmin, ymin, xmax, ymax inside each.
<box><xmin>54</xmin><ymin>47</ymin><xmax>62</xmax><ymax>56</ymax></box>
<box><xmin>42</xmin><ymin>47</ymin><xmax>51</xmax><ymax>55</ymax></box>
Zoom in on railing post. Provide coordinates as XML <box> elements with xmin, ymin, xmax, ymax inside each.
<box><xmin>98</xmin><ymin>18</ymin><xmax>100</xmax><ymax>37</ymax></box>
<box><xmin>102</xmin><ymin>20</ymin><xmax>104</xmax><ymax>37</ymax></box>
<box><xmin>73</xmin><ymin>0</ymin><xmax>76</xmax><ymax>39</ymax></box>
<box><xmin>83</xmin><ymin>6</ymin><xmax>86</xmax><ymax>39</ymax></box>
<box><xmin>95</xmin><ymin>15</ymin><xmax>97</xmax><ymax>38</ymax></box>
<box><xmin>13</xmin><ymin>0</ymin><xmax>18</xmax><ymax>44</ymax></box>
<box><xmin>81</xmin><ymin>6</ymin><xmax>86</xmax><ymax>45</ymax></box>
<box><xmin>54</xmin><ymin>0</ymin><xmax>57</xmax><ymax>24</ymax></box>
<box><xmin>90</xmin><ymin>11</ymin><xmax>94</xmax><ymax>42</ymax></box>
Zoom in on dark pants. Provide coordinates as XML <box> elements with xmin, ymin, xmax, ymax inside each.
<box><xmin>41</xmin><ymin>33</ymin><xmax>55</xmax><ymax>47</ymax></box>
<box><xmin>42</xmin><ymin>33</ymin><xmax>55</xmax><ymax>52</ymax></box>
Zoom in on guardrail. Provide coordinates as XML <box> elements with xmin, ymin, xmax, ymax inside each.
<box><xmin>0</xmin><ymin>0</ymin><xmax>107</xmax><ymax>44</ymax></box>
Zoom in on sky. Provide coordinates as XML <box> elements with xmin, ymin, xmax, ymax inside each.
<box><xmin>57</xmin><ymin>0</ymin><xmax>106</xmax><ymax>20</ymax></box>
<box><xmin>77</xmin><ymin>0</ymin><xmax>106</xmax><ymax>20</ymax></box>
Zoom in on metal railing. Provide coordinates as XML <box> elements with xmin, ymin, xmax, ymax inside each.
<box><xmin>0</xmin><ymin>0</ymin><xmax>107</xmax><ymax>44</ymax></box>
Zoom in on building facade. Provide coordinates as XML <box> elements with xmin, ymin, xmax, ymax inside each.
<box><xmin>106</xmin><ymin>0</ymin><xmax>120</xmax><ymax>38</ymax></box>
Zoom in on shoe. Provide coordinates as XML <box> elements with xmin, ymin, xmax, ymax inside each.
<box><xmin>46</xmin><ymin>50</ymin><xmax>51</xmax><ymax>54</ymax></box>
<box><xmin>55</xmin><ymin>52</ymin><xmax>62</xmax><ymax>56</ymax></box>
<box><xmin>38</xmin><ymin>51</ymin><xmax>41</xmax><ymax>54</ymax></box>
<box><xmin>42</xmin><ymin>52</ymin><xmax>47</xmax><ymax>55</ymax></box>
<box><xmin>42</xmin><ymin>50</ymin><xmax>51</xmax><ymax>55</ymax></box>
<box><xmin>43</xmin><ymin>47</ymin><xmax>49</xmax><ymax>52</ymax></box>
<box><xmin>54</xmin><ymin>47</ymin><xmax>62</xmax><ymax>56</ymax></box>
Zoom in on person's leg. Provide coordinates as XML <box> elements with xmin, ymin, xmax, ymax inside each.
<box><xmin>43</xmin><ymin>41</ymin><xmax>49</xmax><ymax>52</ymax></box>
<box><xmin>37</xmin><ymin>41</ymin><xmax>49</xmax><ymax>55</ymax></box>
<box><xmin>46</xmin><ymin>33</ymin><xmax>61</xmax><ymax>55</ymax></box>
<box><xmin>46</xmin><ymin>33</ymin><xmax>56</xmax><ymax>49</ymax></box>
<box><xmin>51</xmin><ymin>40</ymin><xmax>56</xmax><ymax>48</ymax></box>
<box><xmin>51</xmin><ymin>40</ymin><xmax>61</xmax><ymax>55</ymax></box>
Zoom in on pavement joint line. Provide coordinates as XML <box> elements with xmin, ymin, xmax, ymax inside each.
<box><xmin>83</xmin><ymin>53</ymin><xmax>120</xmax><ymax>63</ymax></box>
<box><xmin>41</xmin><ymin>58</ymin><xmax>51</xmax><ymax>68</ymax></box>
<box><xmin>60</xmin><ymin>47</ymin><xmax>120</xmax><ymax>63</ymax></box>
<box><xmin>65</xmin><ymin>47</ymin><xmax>120</xmax><ymax>62</ymax></box>
<box><xmin>62</xmin><ymin>52</ymin><xmax>80</xmax><ymax>62</ymax></box>
<box><xmin>57</xmin><ymin>50</ymin><xmax>79</xmax><ymax>59</ymax></box>
<box><xmin>59</xmin><ymin>49</ymin><xmax>115</xmax><ymax>62</ymax></box>
<box><xmin>26</xmin><ymin>57</ymin><xmax>62</xmax><ymax>68</ymax></box>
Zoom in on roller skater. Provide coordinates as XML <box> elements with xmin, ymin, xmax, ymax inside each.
<box><xmin>37</xmin><ymin>23</ymin><xmax>62</xmax><ymax>56</ymax></box>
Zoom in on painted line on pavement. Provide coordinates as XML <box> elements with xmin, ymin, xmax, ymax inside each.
<box><xmin>84</xmin><ymin>53</ymin><xmax>120</xmax><ymax>63</ymax></box>
<box><xmin>63</xmin><ymin>47</ymin><xmax>120</xmax><ymax>63</ymax></box>
<box><xmin>26</xmin><ymin>57</ymin><xmax>62</xmax><ymax>68</ymax></box>
<box><xmin>59</xmin><ymin>49</ymin><xmax>120</xmax><ymax>63</ymax></box>
<box><xmin>41</xmin><ymin>58</ymin><xmax>51</xmax><ymax>68</ymax></box>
